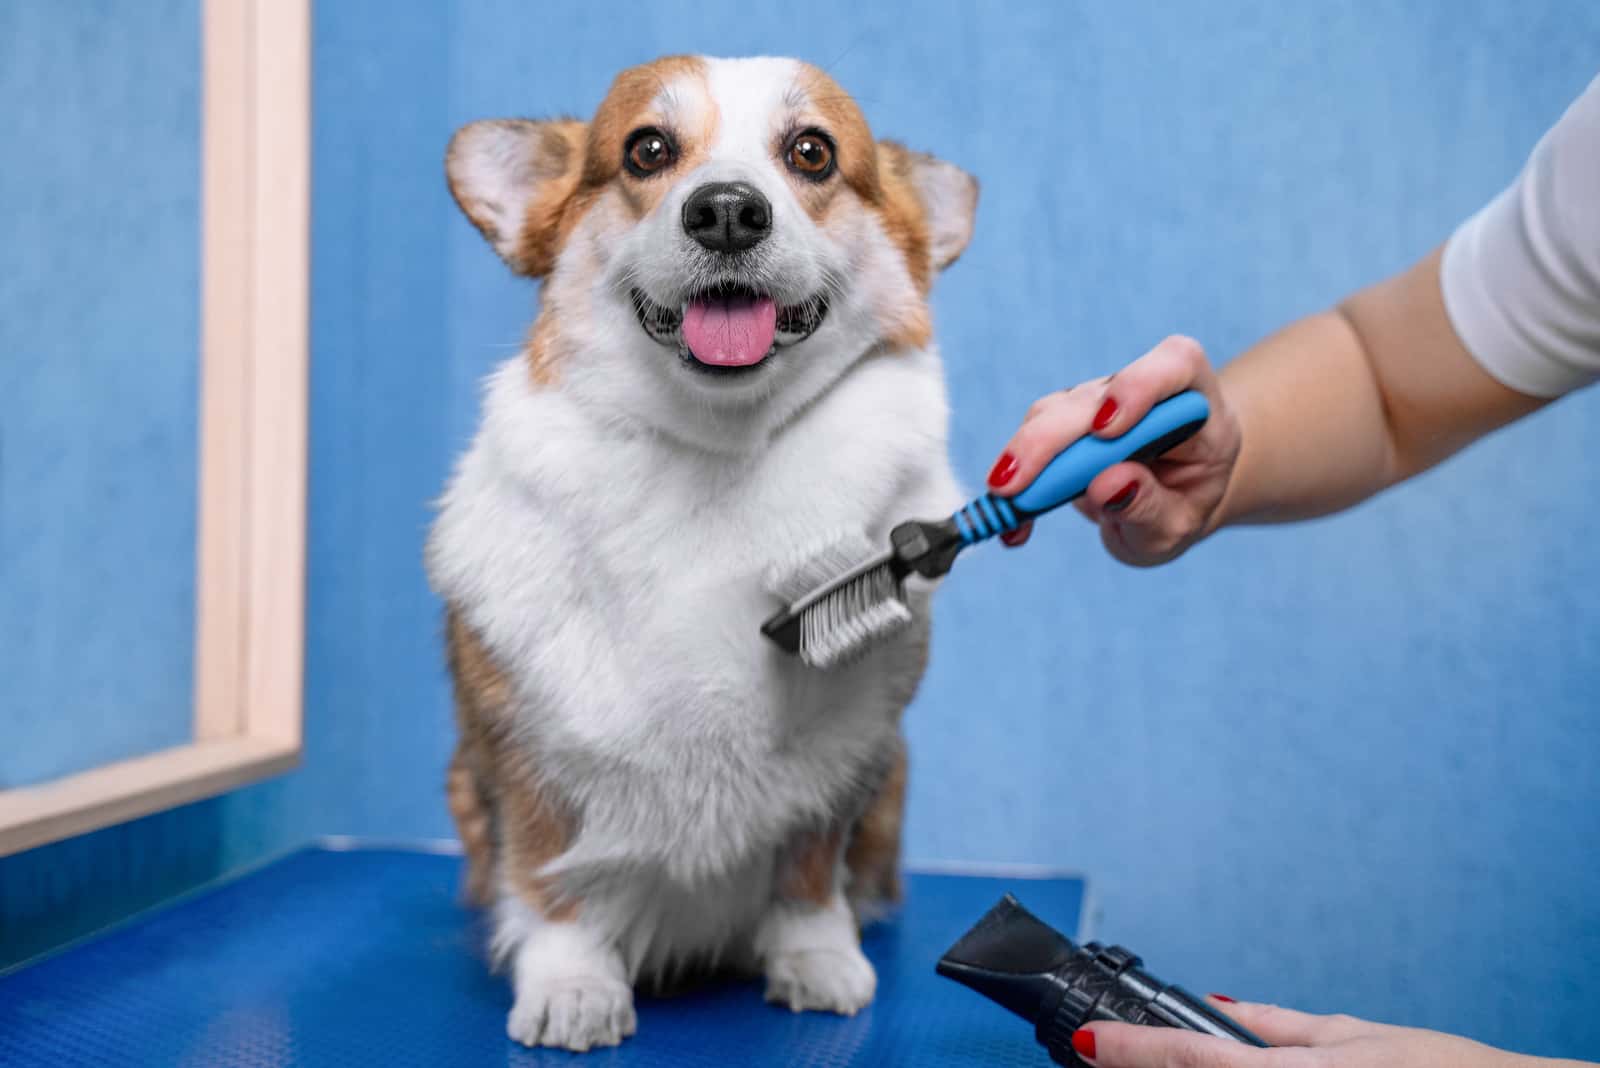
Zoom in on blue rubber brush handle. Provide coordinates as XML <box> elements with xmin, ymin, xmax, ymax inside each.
<box><xmin>949</xmin><ymin>390</ymin><xmax>1211</xmax><ymax>545</ymax></box>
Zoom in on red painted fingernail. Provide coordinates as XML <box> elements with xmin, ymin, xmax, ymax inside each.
<box><xmin>1104</xmin><ymin>480</ymin><xmax>1139</xmax><ymax>513</ymax></box>
<box><xmin>1071</xmin><ymin>1029</ymin><xmax>1097</xmax><ymax>1059</ymax></box>
<box><xmin>1000</xmin><ymin>528</ymin><xmax>1028</xmax><ymax>547</ymax></box>
<box><xmin>1211</xmin><ymin>993</ymin><xmax>1237</xmax><ymax>1004</ymax></box>
<box><xmin>1092</xmin><ymin>397</ymin><xmax>1119</xmax><ymax>431</ymax></box>
<box><xmin>987</xmin><ymin>451</ymin><xmax>1019</xmax><ymax>487</ymax></box>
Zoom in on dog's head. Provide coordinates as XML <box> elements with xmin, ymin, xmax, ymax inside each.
<box><xmin>447</xmin><ymin>56</ymin><xmax>977</xmax><ymax>445</ymax></box>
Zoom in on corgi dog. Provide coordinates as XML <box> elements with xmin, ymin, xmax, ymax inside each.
<box><xmin>427</xmin><ymin>55</ymin><xmax>976</xmax><ymax>1051</ymax></box>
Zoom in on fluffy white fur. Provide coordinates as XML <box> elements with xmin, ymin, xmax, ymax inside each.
<box><xmin>755</xmin><ymin>894</ymin><xmax>878</xmax><ymax>1015</ymax></box>
<box><xmin>428</xmin><ymin>56</ymin><xmax>969</xmax><ymax>1051</ymax></box>
<box><xmin>496</xmin><ymin>895</ymin><xmax>636</xmax><ymax>1050</ymax></box>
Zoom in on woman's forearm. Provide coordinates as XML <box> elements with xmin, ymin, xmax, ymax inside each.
<box><xmin>1213</xmin><ymin>307</ymin><xmax>1395</xmax><ymax>525</ymax></box>
<box><xmin>1215</xmin><ymin>246</ymin><xmax>1547</xmax><ymax>528</ymax></box>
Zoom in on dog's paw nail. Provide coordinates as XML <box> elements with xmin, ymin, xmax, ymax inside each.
<box><xmin>508</xmin><ymin>977</ymin><xmax>635</xmax><ymax>1051</ymax></box>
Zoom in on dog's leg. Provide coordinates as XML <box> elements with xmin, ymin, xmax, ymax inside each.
<box><xmin>445</xmin><ymin>740</ymin><xmax>496</xmax><ymax>908</ymax></box>
<box><xmin>842</xmin><ymin>592</ymin><xmax>927</xmax><ymax>918</ymax></box>
<box><xmin>496</xmin><ymin>898</ymin><xmax>634</xmax><ymax>1051</ymax></box>
<box><xmin>755</xmin><ymin>826</ymin><xmax>877</xmax><ymax>1015</ymax></box>
<box><xmin>844</xmin><ymin>733</ymin><xmax>908</xmax><ymax>920</ymax></box>
<box><xmin>445</xmin><ymin>607</ymin><xmax>635</xmax><ymax>1050</ymax></box>
<box><xmin>494</xmin><ymin>776</ymin><xmax>635</xmax><ymax>1051</ymax></box>
<box><xmin>444</xmin><ymin>610</ymin><xmax>508</xmax><ymax>907</ymax></box>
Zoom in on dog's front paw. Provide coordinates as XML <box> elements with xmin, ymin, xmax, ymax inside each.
<box><xmin>507</xmin><ymin>976</ymin><xmax>637</xmax><ymax>1051</ymax></box>
<box><xmin>764</xmin><ymin>942</ymin><xmax>877</xmax><ymax>1015</ymax></box>
<box><xmin>756</xmin><ymin>894</ymin><xmax>878</xmax><ymax>1016</ymax></box>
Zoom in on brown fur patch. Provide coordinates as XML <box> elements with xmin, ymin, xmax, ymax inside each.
<box><xmin>581</xmin><ymin>56</ymin><xmax>711</xmax><ymax>222</ymax></box>
<box><xmin>511</xmin><ymin>120</ymin><xmax>589</xmax><ymax>278</ymax></box>
<box><xmin>783</xmin><ymin>64</ymin><xmax>881</xmax><ymax>220</ymax></box>
<box><xmin>880</xmin><ymin>301</ymin><xmax>934</xmax><ymax>351</ymax></box>
<box><xmin>779</xmin><ymin>68</ymin><xmax>936</xmax><ymax>349</ymax></box>
<box><xmin>525</xmin><ymin>304</ymin><xmax>563</xmax><ymax>387</ymax></box>
<box><xmin>872</xmin><ymin>141</ymin><xmax>936</xmax><ymax>296</ymax></box>
<box><xmin>511</xmin><ymin>57</ymin><xmax>715</xmax><ymax>383</ymax></box>
<box><xmin>582</xmin><ymin>56</ymin><xmax>706</xmax><ymax>187</ymax></box>
<box><xmin>845</xmin><ymin>737</ymin><xmax>909</xmax><ymax>907</ymax></box>
<box><xmin>782</xmin><ymin>67</ymin><xmax>935</xmax><ymax>300</ymax></box>
<box><xmin>445</xmin><ymin>608</ymin><xmax>577</xmax><ymax>921</ymax></box>
<box><xmin>776</xmin><ymin>732</ymin><xmax>911</xmax><ymax>913</ymax></box>
<box><xmin>796</xmin><ymin>64</ymin><xmax>879</xmax><ymax>193</ymax></box>
<box><xmin>777</xmin><ymin>825</ymin><xmax>846</xmax><ymax>905</ymax></box>
<box><xmin>452</xmin><ymin>56</ymin><xmax>710</xmax><ymax>277</ymax></box>
<box><xmin>446</xmin><ymin>743</ymin><xmax>496</xmax><ymax>907</ymax></box>
<box><xmin>498</xmin><ymin>762</ymin><xmax>579</xmax><ymax>923</ymax></box>
<box><xmin>444</xmin><ymin>119</ymin><xmax>590</xmax><ymax>279</ymax></box>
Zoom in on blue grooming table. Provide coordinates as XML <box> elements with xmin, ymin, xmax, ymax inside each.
<box><xmin>0</xmin><ymin>843</ymin><xmax>1085</xmax><ymax>1067</ymax></box>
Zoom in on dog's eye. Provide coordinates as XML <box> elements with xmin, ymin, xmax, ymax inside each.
<box><xmin>786</xmin><ymin>130</ymin><xmax>835</xmax><ymax>180</ymax></box>
<box><xmin>624</xmin><ymin>128</ymin><xmax>676</xmax><ymax>177</ymax></box>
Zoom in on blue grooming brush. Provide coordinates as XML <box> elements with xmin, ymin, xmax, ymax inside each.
<box><xmin>761</xmin><ymin>390</ymin><xmax>1210</xmax><ymax>668</ymax></box>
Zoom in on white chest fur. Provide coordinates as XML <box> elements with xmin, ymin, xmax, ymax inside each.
<box><xmin>427</xmin><ymin>346</ymin><xmax>962</xmax><ymax>908</ymax></box>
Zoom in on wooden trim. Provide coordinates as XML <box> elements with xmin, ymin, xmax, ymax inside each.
<box><xmin>193</xmin><ymin>0</ymin><xmax>252</xmax><ymax>741</ymax></box>
<box><xmin>0</xmin><ymin>740</ymin><xmax>301</xmax><ymax>858</ymax></box>
<box><xmin>0</xmin><ymin>0</ymin><xmax>310</xmax><ymax>858</ymax></box>
<box><xmin>242</xmin><ymin>0</ymin><xmax>310</xmax><ymax>748</ymax></box>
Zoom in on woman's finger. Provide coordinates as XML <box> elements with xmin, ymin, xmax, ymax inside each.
<box><xmin>1023</xmin><ymin>389</ymin><xmax>1072</xmax><ymax>423</ymax></box>
<box><xmin>1204</xmin><ymin>999</ymin><xmax>1374</xmax><ymax>1047</ymax></box>
<box><xmin>1074</xmin><ymin>1021</ymin><xmax>1290</xmax><ymax>1068</ymax></box>
<box><xmin>999</xmin><ymin>519</ymin><xmax>1034</xmax><ymax>548</ymax></box>
<box><xmin>1081</xmin><ymin>462</ymin><xmax>1155</xmax><ymax>520</ymax></box>
<box><xmin>1093</xmin><ymin>335</ymin><xmax>1219</xmax><ymax>440</ymax></box>
<box><xmin>1082</xmin><ymin>462</ymin><xmax>1196</xmax><ymax>567</ymax></box>
<box><xmin>988</xmin><ymin>383</ymin><xmax>1111</xmax><ymax>497</ymax></box>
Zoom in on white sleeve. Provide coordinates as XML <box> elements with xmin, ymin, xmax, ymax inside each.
<box><xmin>1440</xmin><ymin>74</ymin><xmax>1600</xmax><ymax>399</ymax></box>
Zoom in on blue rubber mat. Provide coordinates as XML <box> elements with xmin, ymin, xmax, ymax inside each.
<box><xmin>0</xmin><ymin>843</ymin><xmax>1084</xmax><ymax>1066</ymax></box>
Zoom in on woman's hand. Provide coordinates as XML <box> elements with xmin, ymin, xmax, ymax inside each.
<box><xmin>986</xmin><ymin>335</ymin><xmax>1243</xmax><ymax>567</ymax></box>
<box><xmin>1073</xmin><ymin>997</ymin><xmax>1583</xmax><ymax>1067</ymax></box>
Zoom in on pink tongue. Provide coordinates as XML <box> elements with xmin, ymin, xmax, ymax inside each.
<box><xmin>681</xmin><ymin>293</ymin><xmax>777</xmax><ymax>367</ymax></box>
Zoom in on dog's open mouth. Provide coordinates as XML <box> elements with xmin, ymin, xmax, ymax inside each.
<box><xmin>631</xmin><ymin>284</ymin><xmax>828</xmax><ymax>375</ymax></box>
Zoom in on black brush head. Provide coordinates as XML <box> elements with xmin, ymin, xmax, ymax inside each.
<box><xmin>760</xmin><ymin>603</ymin><xmax>804</xmax><ymax>653</ymax></box>
<box><xmin>760</xmin><ymin>517</ymin><xmax>968</xmax><ymax>663</ymax></box>
<box><xmin>760</xmin><ymin>534</ymin><xmax>892</xmax><ymax>656</ymax></box>
<box><xmin>759</xmin><ymin>549</ymin><xmax>900</xmax><ymax>663</ymax></box>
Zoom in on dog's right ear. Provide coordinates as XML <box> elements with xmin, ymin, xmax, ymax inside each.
<box><xmin>446</xmin><ymin>118</ymin><xmax>588</xmax><ymax>278</ymax></box>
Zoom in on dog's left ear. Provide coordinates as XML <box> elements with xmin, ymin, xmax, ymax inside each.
<box><xmin>446</xmin><ymin>118</ymin><xmax>588</xmax><ymax>277</ymax></box>
<box><xmin>879</xmin><ymin>142</ymin><xmax>979</xmax><ymax>272</ymax></box>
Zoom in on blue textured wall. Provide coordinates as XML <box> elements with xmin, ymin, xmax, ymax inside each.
<box><xmin>5</xmin><ymin>0</ymin><xmax>1598</xmax><ymax>1059</ymax></box>
<box><xmin>247</xmin><ymin>1</ymin><xmax>1597</xmax><ymax>1054</ymax></box>
<box><xmin>0</xmin><ymin>0</ymin><xmax>200</xmax><ymax>787</ymax></box>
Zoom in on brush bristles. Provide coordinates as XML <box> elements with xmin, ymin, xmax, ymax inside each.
<box><xmin>799</xmin><ymin>563</ymin><xmax>913</xmax><ymax>670</ymax></box>
<box><xmin>765</xmin><ymin>528</ymin><xmax>881</xmax><ymax>603</ymax></box>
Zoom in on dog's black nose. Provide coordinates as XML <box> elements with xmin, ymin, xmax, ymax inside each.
<box><xmin>682</xmin><ymin>181</ymin><xmax>771</xmax><ymax>253</ymax></box>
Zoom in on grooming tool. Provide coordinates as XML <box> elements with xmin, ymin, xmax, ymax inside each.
<box><xmin>761</xmin><ymin>390</ymin><xmax>1210</xmax><ymax>668</ymax></box>
<box><xmin>938</xmin><ymin>895</ymin><xmax>1267</xmax><ymax>1065</ymax></box>
<box><xmin>764</xmin><ymin>529</ymin><xmax>915</xmax><ymax>662</ymax></box>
